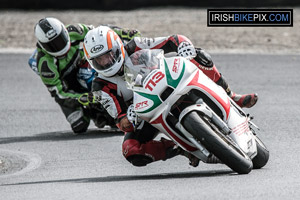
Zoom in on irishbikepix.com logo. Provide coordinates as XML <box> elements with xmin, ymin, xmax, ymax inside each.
<box><xmin>207</xmin><ymin>9</ymin><xmax>293</xmax><ymax>27</ymax></box>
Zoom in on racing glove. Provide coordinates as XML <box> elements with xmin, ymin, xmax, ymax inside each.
<box><xmin>112</xmin><ymin>28</ymin><xmax>141</xmax><ymax>41</ymax></box>
<box><xmin>177</xmin><ymin>41</ymin><xmax>197</xmax><ymax>60</ymax></box>
<box><xmin>127</xmin><ymin>104</ymin><xmax>142</xmax><ymax>128</ymax></box>
<box><xmin>121</xmin><ymin>29</ymin><xmax>141</xmax><ymax>40</ymax></box>
<box><xmin>106</xmin><ymin>25</ymin><xmax>141</xmax><ymax>41</ymax></box>
<box><xmin>78</xmin><ymin>91</ymin><xmax>101</xmax><ymax>106</ymax></box>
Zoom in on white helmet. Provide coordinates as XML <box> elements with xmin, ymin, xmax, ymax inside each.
<box><xmin>34</xmin><ymin>17</ymin><xmax>70</xmax><ymax>57</ymax></box>
<box><xmin>83</xmin><ymin>26</ymin><xmax>125</xmax><ymax>77</ymax></box>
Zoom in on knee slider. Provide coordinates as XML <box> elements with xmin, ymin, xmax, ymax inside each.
<box><xmin>194</xmin><ymin>48</ymin><xmax>214</xmax><ymax>68</ymax></box>
<box><xmin>71</xmin><ymin>118</ymin><xmax>89</xmax><ymax>133</ymax></box>
<box><xmin>67</xmin><ymin>109</ymin><xmax>90</xmax><ymax>133</ymax></box>
<box><xmin>71</xmin><ymin>117</ymin><xmax>90</xmax><ymax>133</ymax></box>
<box><xmin>127</xmin><ymin>155</ymin><xmax>153</xmax><ymax>167</ymax></box>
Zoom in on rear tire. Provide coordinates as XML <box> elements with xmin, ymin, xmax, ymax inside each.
<box><xmin>182</xmin><ymin>111</ymin><xmax>253</xmax><ymax>174</ymax></box>
<box><xmin>252</xmin><ymin>136</ymin><xmax>269</xmax><ymax>169</ymax></box>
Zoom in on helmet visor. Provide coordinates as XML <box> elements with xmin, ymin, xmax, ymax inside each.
<box><xmin>39</xmin><ymin>26</ymin><xmax>69</xmax><ymax>53</ymax></box>
<box><xmin>92</xmin><ymin>49</ymin><xmax>120</xmax><ymax>71</ymax></box>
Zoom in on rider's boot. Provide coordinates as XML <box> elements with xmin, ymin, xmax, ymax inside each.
<box><xmin>163</xmin><ymin>138</ymin><xmax>200</xmax><ymax>167</ymax></box>
<box><xmin>229</xmin><ymin>92</ymin><xmax>258</xmax><ymax>108</ymax></box>
<box><xmin>93</xmin><ymin>115</ymin><xmax>107</xmax><ymax>128</ymax></box>
<box><xmin>191</xmin><ymin>48</ymin><xmax>258</xmax><ymax>108</ymax></box>
<box><xmin>216</xmin><ymin>75</ymin><xmax>258</xmax><ymax>108</ymax></box>
<box><xmin>179</xmin><ymin>149</ymin><xmax>200</xmax><ymax>167</ymax></box>
<box><xmin>89</xmin><ymin>106</ymin><xmax>118</xmax><ymax>129</ymax></box>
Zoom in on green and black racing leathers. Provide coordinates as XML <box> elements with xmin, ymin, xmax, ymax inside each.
<box><xmin>29</xmin><ymin>23</ymin><xmax>140</xmax><ymax>133</ymax></box>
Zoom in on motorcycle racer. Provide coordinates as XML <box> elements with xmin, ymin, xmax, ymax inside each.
<box><xmin>29</xmin><ymin>18</ymin><xmax>141</xmax><ymax>134</ymax></box>
<box><xmin>82</xmin><ymin>25</ymin><xmax>258</xmax><ymax>167</ymax></box>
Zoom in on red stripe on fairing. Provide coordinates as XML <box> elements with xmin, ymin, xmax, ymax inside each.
<box><xmin>151</xmin><ymin>115</ymin><xmax>198</xmax><ymax>152</ymax></box>
<box><xmin>188</xmin><ymin>71</ymin><xmax>231</xmax><ymax>120</ymax></box>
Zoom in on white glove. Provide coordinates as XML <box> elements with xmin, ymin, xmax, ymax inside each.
<box><xmin>127</xmin><ymin>104</ymin><xmax>142</xmax><ymax>128</ymax></box>
<box><xmin>177</xmin><ymin>41</ymin><xmax>196</xmax><ymax>59</ymax></box>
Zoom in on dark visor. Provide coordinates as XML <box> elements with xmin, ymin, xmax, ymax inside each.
<box><xmin>39</xmin><ymin>28</ymin><xmax>69</xmax><ymax>53</ymax></box>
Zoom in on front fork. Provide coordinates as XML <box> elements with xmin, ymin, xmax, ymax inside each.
<box><xmin>175</xmin><ymin>101</ymin><xmax>231</xmax><ymax>163</ymax></box>
<box><xmin>176</xmin><ymin>93</ymin><xmax>259</xmax><ymax>162</ymax></box>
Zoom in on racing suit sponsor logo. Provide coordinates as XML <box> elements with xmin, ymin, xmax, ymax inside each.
<box><xmin>99</xmin><ymin>91</ymin><xmax>118</xmax><ymax>118</ymax></box>
<box><xmin>101</xmin><ymin>99</ymin><xmax>110</xmax><ymax>108</ymax></box>
<box><xmin>197</xmin><ymin>65</ymin><xmax>214</xmax><ymax>71</ymax></box>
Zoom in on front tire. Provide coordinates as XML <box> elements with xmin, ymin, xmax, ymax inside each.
<box><xmin>182</xmin><ymin>111</ymin><xmax>253</xmax><ymax>174</ymax></box>
<box><xmin>252</xmin><ymin>136</ymin><xmax>269</xmax><ymax>169</ymax></box>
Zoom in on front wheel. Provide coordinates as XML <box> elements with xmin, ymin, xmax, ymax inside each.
<box><xmin>252</xmin><ymin>136</ymin><xmax>269</xmax><ymax>169</ymax></box>
<box><xmin>182</xmin><ymin>111</ymin><xmax>253</xmax><ymax>174</ymax></box>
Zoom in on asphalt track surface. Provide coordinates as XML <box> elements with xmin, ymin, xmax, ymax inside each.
<box><xmin>0</xmin><ymin>52</ymin><xmax>300</xmax><ymax>200</ymax></box>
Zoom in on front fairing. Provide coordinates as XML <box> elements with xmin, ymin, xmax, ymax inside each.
<box><xmin>124</xmin><ymin>49</ymin><xmax>198</xmax><ymax>122</ymax></box>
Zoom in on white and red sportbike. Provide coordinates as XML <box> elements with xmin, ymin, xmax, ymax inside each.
<box><xmin>125</xmin><ymin>49</ymin><xmax>269</xmax><ymax>174</ymax></box>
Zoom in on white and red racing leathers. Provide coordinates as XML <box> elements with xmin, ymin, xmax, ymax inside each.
<box><xmin>92</xmin><ymin>34</ymin><xmax>222</xmax><ymax>166</ymax></box>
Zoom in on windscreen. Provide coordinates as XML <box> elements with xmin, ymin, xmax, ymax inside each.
<box><xmin>124</xmin><ymin>49</ymin><xmax>163</xmax><ymax>89</ymax></box>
